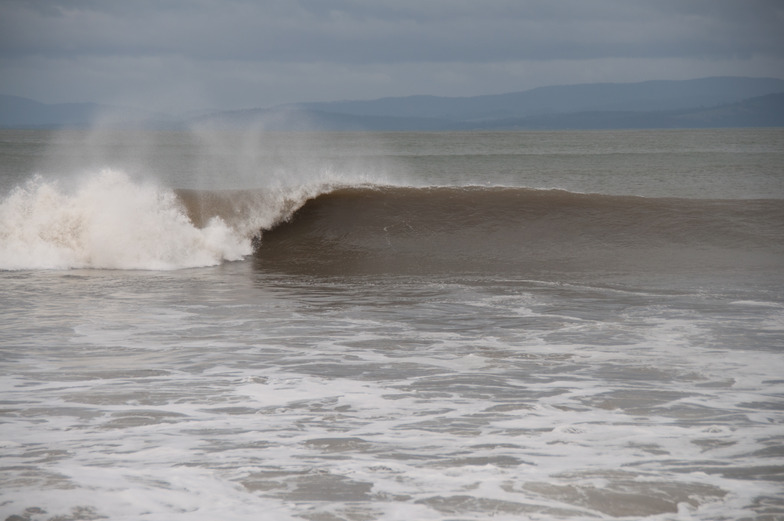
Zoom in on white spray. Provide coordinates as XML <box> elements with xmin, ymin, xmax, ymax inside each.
<box><xmin>0</xmin><ymin>170</ymin><xmax>250</xmax><ymax>270</ymax></box>
<box><xmin>0</xmin><ymin>110</ymin><xmax>406</xmax><ymax>271</ymax></box>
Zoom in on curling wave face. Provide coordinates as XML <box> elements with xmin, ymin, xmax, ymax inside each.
<box><xmin>248</xmin><ymin>185</ymin><xmax>784</xmax><ymax>276</ymax></box>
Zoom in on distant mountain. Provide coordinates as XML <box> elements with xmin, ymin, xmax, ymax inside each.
<box><xmin>195</xmin><ymin>90</ymin><xmax>784</xmax><ymax>131</ymax></box>
<box><xmin>189</xmin><ymin>106</ymin><xmax>450</xmax><ymax>131</ymax></box>
<box><xmin>0</xmin><ymin>95</ymin><xmax>174</xmax><ymax>129</ymax></box>
<box><xmin>292</xmin><ymin>76</ymin><xmax>784</xmax><ymax>121</ymax></box>
<box><xmin>466</xmin><ymin>92</ymin><xmax>784</xmax><ymax>130</ymax></box>
<box><xmin>0</xmin><ymin>94</ymin><xmax>105</xmax><ymax>128</ymax></box>
<box><xmin>673</xmin><ymin>92</ymin><xmax>784</xmax><ymax>128</ymax></box>
<box><xmin>2</xmin><ymin>77</ymin><xmax>784</xmax><ymax>130</ymax></box>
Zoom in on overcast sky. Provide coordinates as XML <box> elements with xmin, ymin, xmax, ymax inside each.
<box><xmin>1</xmin><ymin>0</ymin><xmax>783</xmax><ymax>113</ymax></box>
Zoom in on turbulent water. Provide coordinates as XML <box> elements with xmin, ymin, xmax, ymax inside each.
<box><xmin>0</xmin><ymin>129</ymin><xmax>783</xmax><ymax>521</ymax></box>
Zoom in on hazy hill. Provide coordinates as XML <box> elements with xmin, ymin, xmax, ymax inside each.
<box><xmin>0</xmin><ymin>95</ymin><xmax>172</xmax><ymax>129</ymax></box>
<box><xmin>469</xmin><ymin>92</ymin><xmax>784</xmax><ymax>130</ymax></box>
<box><xmin>196</xmin><ymin>90</ymin><xmax>784</xmax><ymax>131</ymax></box>
<box><xmin>2</xmin><ymin>77</ymin><xmax>784</xmax><ymax>130</ymax></box>
<box><xmin>0</xmin><ymin>94</ymin><xmax>105</xmax><ymax>128</ymax></box>
<box><xmin>292</xmin><ymin>76</ymin><xmax>784</xmax><ymax>121</ymax></box>
<box><xmin>189</xmin><ymin>107</ymin><xmax>450</xmax><ymax>131</ymax></box>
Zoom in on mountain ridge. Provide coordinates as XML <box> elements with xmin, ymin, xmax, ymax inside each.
<box><xmin>2</xmin><ymin>76</ymin><xmax>784</xmax><ymax>130</ymax></box>
<box><xmin>291</xmin><ymin>76</ymin><xmax>784</xmax><ymax>121</ymax></box>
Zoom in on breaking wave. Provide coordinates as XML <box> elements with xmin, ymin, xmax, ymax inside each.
<box><xmin>2</xmin><ymin>172</ymin><xmax>782</xmax><ymax>273</ymax></box>
<box><xmin>0</xmin><ymin>170</ymin><xmax>252</xmax><ymax>270</ymax></box>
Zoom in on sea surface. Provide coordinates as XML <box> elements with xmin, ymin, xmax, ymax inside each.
<box><xmin>1</xmin><ymin>128</ymin><xmax>783</xmax><ymax>521</ymax></box>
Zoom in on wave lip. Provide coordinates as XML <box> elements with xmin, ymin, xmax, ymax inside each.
<box><xmin>0</xmin><ymin>170</ymin><xmax>251</xmax><ymax>270</ymax></box>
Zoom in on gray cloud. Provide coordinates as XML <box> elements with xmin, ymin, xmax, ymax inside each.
<box><xmin>1</xmin><ymin>0</ymin><xmax>783</xmax><ymax>111</ymax></box>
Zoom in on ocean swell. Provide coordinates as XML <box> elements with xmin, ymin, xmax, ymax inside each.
<box><xmin>3</xmin><ymin>176</ymin><xmax>782</xmax><ymax>274</ymax></box>
<box><xmin>252</xmin><ymin>186</ymin><xmax>784</xmax><ymax>275</ymax></box>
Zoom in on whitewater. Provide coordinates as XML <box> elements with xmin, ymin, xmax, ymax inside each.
<box><xmin>1</xmin><ymin>128</ymin><xmax>783</xmax><ymax>521</ymax></box>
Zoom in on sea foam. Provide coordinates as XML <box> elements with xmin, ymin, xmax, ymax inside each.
<box><xmin>0</xmin><ymin>169</ymin><xmax>251</xmax><ymax>270</ymax></box>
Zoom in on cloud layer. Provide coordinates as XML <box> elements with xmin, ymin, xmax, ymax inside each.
<box><xmin>1</xmin><ymin>0</ymin><xmax>783</xmax><ymax>111</ymax></box>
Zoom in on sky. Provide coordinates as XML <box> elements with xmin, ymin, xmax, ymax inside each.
<box><xmin>1</xmin><ymin>0</ymin><xmax>783</xmax><ymax>113</ymax></box>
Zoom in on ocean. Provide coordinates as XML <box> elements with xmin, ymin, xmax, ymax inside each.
<box><xmin>0</xmin><ymin>128</ymin><xmax>782</xmax><ymax>521</ymax></box>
